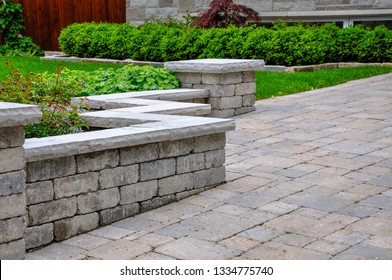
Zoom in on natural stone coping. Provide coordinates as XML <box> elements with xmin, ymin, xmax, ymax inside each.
<box><xmin>44</xmin><ymin>54</ymin><xmax>390</xmax><ymax>74</ymax></box>
<box><xmin>114</xmin><ymin>89</ymin><xmax>210</xmax><ymax>101</ymax></box>
<box><xmin>74</xmin><ymin>89</ymin><xmax>210</xmax><ymax>109</ymax></box>
<box><xmin>41</xmin><ymin>55</ymin><xmax>164</xmax><ymax>67</ymax></box>
<box><xmin>164</xmin><ymin>59</ymin><xmax>265</xmax><ymax>73</ymax></box>
<box><xmin>24</xmin><ymin>115</ymin><xmax>235</xmax><ymax>162</ymax></box>
<box><xmin>0</xmin><ymin>102</ymin><xmax>42</xmax><ymax>128</ymax></box>
<box><xmin>81</xmin><ymin>101</ymin><xmax>211</xmax><ymax>121</ymax></box>
<box><xmin>26</xmin><ymin>87</ymin><xmax>235</xmax><ymax>162</ymax></box>
<box><xmin>264</xmin><ymin>62</ymin><xmax>392</xmax><ymax>73</ymax></box>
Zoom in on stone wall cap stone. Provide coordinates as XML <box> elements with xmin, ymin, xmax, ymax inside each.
<box><xmin>0</xmin><ymin>102</ymin><xmax>42</xmax><ymax>127</ymax></box>
<box><xmin>24</xmin><ymin>116</ymin><xmax>234</xmax><ymax>162</ymax></box>
<box><xmin>164</xmin><ymin>59</ymin><xmax>265</xmax><ymax>73</ymax></box>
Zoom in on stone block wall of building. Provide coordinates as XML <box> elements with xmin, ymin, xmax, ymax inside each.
<box><xmin>126</xmin><ymin>0</ymin><xmax>392</xmax><ymax>25</ymax></box>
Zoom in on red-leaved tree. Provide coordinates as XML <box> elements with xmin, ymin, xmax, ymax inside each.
<box><xmin>191</xmin><ymin>0</ymin><xmax>261</xmax><ymax>28</ymax></box>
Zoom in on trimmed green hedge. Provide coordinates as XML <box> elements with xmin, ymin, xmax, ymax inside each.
<box><xmin>59</xmin><ymin>22</ymin><xmax>392</xmax><ymax>66</ymax></box>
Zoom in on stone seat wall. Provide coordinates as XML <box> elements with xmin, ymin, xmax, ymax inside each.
<box><xmin>0</xmin><ymin>59</ymin><xmax>262</xmax><ymax>258</ymax></box>
<box><xmin>24</xmin><ymin>91</ymin><xmax>235</xmax><ymax>251</ymax></box>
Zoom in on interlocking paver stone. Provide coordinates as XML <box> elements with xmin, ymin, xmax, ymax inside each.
<box><xmin>347</xmin><ymin>184</ymin><xmax>388</xmax><ymax>196</ymax></box>
<box><xmin>333</xmin><ymin>245</ymin><xmax>392</xmax><ymax>260</ymax></box>
<box><xmin>272</xmin><ymin>234</ymin><xmax>315</xmax><ymax>247</ymax></box>
<box><xmin>304</xmin><ymin>240</ymin><xmax>350</xmax><ymax>255</ymax></box>
<box><xmin>88</xmin><ymin>226</ymin><xmax>135</xmax><ymax>240</ymax></box>
<box><xmin>218</xmin><ymin>176</ymin><xmax>272</xmax><ymax>193</ymax></box>
<box><xmin>284</xmin><ymin>193</ymin><xmax>352</xmax><ymax>212</ymax></box>
<box><xmin>62</xmin><ymin>234</ymin><xmax>110</xmax><ymax>251</ymax></box>
<box><xmin>26</xmin><ymin>243</ymin><xmax>87</xmax><ymax>260</ymax></box>
<box><xmin>137</xmin><ymin>201</ymin><xmax>204</xmax><ymax>222</ymax></box>
<box><xmin>242</xmin><ymin>241</ymin><xmax>331</xmax><ymax>260</ymax></box>
<box><xmin>265</xmin><ymin>214</ymin><xmax>349</xmax><ymax>239</ymax></box>
<box><xmin>335</xmin><ymin>205</ymin><xmax>379</xmax><ymax>218</ymax></box>
<box><xmin>360</xmin><ymin>195</ymin><xmax>392</xmax><ymax>210</ymax></box>
<box><xmin>134</xmin><ymin>252</ymin><xmax>177</xmax><ymax>260</ymax></box>
<box><xmin>258</xmin><ymin>201</ymin><xmax>300</xmax><ymax>215</ymax></box>
<box><xmin>213</xmin><ymin>204</ymin><xmax>250</xmax><ymax>216</ymax></box>
<box><xmin>155</xmin><ymin>237</ymin><xmax>241</xmax><ymax>260</ymax></box>
<box><xmin>218</xmin><ymin>236</ymin><xmax>260</xmax><ymax>252</ymax></box>
<box><xmin>347</xmin><ymin>217</ymin><xmax>392</xmax><ymax>236</ymax></box>
<box><xmin>368</xmin><ymin>174</ymin><xmax>392</xmax><ymax>188</ymax></box>
<box><xmin>324</xmin><ymin>230</ymin><xmax>370</xmax><ymax>246</ymax></box>
<box><xmin>112</xmin><ymin>216</ymin><xmax>174</xmax><ymax>233</ymax></box>
<box><xmin>154</xmin><ymin>223</ymin><xmax>192</xmax><ymax>239</ymax></box>
<box><xmin>224</xmin><ymin>192</ymin><xmax>278</xmax><ymax>209</ymax></box>
<box><xmin>87</xmin><ymin>240</ymin><xmax>151</xmax><ymax>260</ymax></box>
<box><xmin>239</xmin><ymin>226</ymin><xmax>285</xmax><ymax>243</ymax></box>
<box><xmin>25</xmin><ymin>73</ymin><xmax>392</xmax><ymax>260</ymax></box>
<box><xmin>133</xmin><ymin>233</ymin><xmax>175</xmax><ymax>248</ymax></box>
<box><xmin>179</xmin><ymin>211</ymin><xmax>261</xmax><ymax>241</ymax></box>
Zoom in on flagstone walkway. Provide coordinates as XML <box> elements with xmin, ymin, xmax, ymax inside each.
<box><xmin>26</xmin><ymin>73</ymin><xmax>392</xmax><ymax>260</ymax></box>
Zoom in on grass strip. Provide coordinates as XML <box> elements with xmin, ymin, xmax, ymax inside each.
<box><xmin>256</xmin><ymin>66</ymin><xmax>392</xmax><ymax>100</ymax></box>
<box><xmin>2</xmin><ymin>57</ymin><xmax>392</xmax><ymax>100</ymax></box>
<box><xmin>0</xmin><ymin>56</ymin><xmax>125</xmax><ymax>82</ymax></box>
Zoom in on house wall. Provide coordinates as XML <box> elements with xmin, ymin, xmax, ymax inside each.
<box><xmin>126</xmin><ymin>0</ymin><xmax>392</xmax><ymax>25</ymax></box>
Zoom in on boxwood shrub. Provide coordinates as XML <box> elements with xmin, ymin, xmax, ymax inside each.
<box><xmin>59</xmin><ymin>22</ymin><xmax>392</xmax><ymax>66</ymax></box>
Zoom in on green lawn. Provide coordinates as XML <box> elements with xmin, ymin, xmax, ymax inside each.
<box><xmin>256</xmin><ymin>66</ymin><xmax>392</xmax><ymax>100</ymax></box>
<box><xmin>0</xmin><ymin>56</ymin><xmax>125</xmax><ymax>81</ymax></box>
<box><xmin>2</xmin><ymin>56</ymin><xmax>392</xmax><ymax>101</ymax></box>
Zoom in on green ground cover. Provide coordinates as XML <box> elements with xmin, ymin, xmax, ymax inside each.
<box><xmin>0</xmin><ymin>56</ymin><xmax>125</xmax><ymax>81</ymax></box>
<box><xmin>0</xmin><ymin>56</ymin><xmax>179</xmax><ymax>138</ymax></box>
<box><xmin>256</xmin><ymin>66</ymin><xmax>392</xmax><ymax>100</ymax></box>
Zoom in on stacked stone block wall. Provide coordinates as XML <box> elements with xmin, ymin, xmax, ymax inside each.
<box><xmin>0</xmin><ymin>126</ymin><xmax>27</xmax><ymax>259</ymax></box>
<box><xmin>24</xmin><ymin>133</ymin><xmax>226</xmax><ymax>250</ymax></box>
<box><xmin>178</xmin><ymin>71</ymin><xmax>257</xmax><ymax>118</ymax></box>
<box><xmin>0</xmin><ymin>103</ymin><xmax>41</xmax><ymax>260</ymax></box>
<box><xmin>164</xmin><ymin>59</ymin><xmax>264</xmax><ymax>118</ymax></box>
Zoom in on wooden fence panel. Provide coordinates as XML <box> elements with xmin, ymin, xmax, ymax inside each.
<box><xmin>11</xmin><ymin>0</ymin><xmax>125</xmax><ymax>51</ymax></box>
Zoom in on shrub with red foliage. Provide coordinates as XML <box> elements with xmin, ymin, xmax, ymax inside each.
<box><xmin>191</xmin><ymin>0</ymin><xmax>261</xmax><ymax>28</ymax></box>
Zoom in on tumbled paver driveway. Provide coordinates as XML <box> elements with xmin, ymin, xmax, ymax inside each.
<box><xmin>27</xmin><ymin>73</ymin><xmax>392</xmax><ymax>260</ymax></box>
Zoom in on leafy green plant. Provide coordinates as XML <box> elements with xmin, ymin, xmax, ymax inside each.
<box><xmin>0</xmin><ymin>62</ymin><xmax>88</xmax><ymax>138</ymax></box>
<box><xmin>0</xmin><ymin>62</ymin><xmax>179</xmax><ymax>137</ymax></box>
<box><xmin>0</xmin><ymin>0</ymin><xmax>42</xmax><ymax>55</ymax></box>
<box><xmin>41</xmin><ymin>64</ymin><xmax>180</xmax><ymax>96</ymax></box>
<box><xmin>354</xmin><ymin>25</ymin><xmax>392</xmax><ymax>63</ymax></box>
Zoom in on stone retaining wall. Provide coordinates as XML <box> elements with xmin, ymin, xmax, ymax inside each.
<box><xmin>22</xmin><ymin>87</ymin><xmax>235</xmax><ymax>251</ymax></box>
<box><xmin>1</xmin><ymin>59</ymin><xmax>263</xmax><ymax>258</ymax></box>
<box><xmin>24</xmin><ymin>133</ymin><xmax>226</xmax><ymax>250</ymax></box>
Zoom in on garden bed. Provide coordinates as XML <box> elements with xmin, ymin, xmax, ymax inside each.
<box><xmin>1</xmin><ymin>58</ymin><xmax>266</xmax><ymax>258</ymax></box>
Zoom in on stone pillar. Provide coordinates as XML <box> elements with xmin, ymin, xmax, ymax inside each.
<box><xmin>0</xmin><ymin>102</ymin><xmax>41</xmax><ymax>259</ymax></box>
<box><xmin>164</xmin><ymin>59</ymin><xmax>264</xmax><ymax>118</ymax></box>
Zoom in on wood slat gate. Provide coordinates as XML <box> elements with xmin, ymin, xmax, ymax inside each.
<box><xmin>12</xmin><ymin>0</ymin><xmax>126</xmax><ymax>51</ymax></box>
